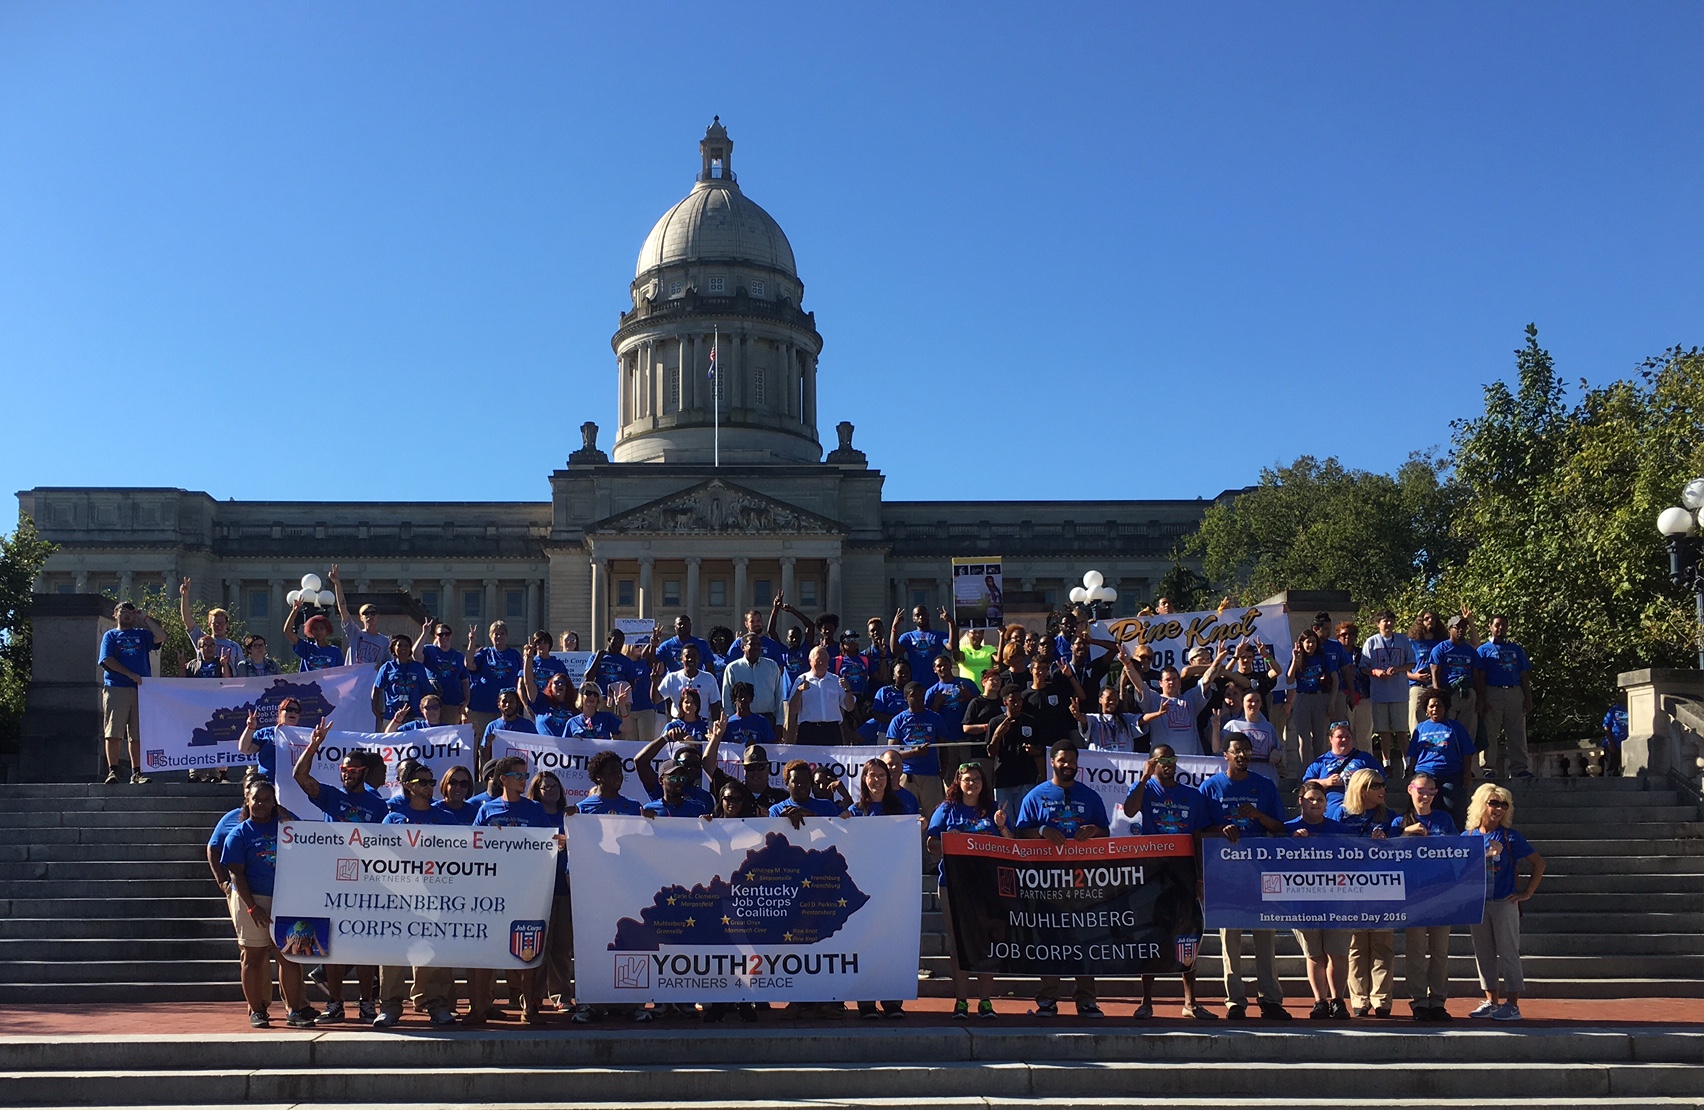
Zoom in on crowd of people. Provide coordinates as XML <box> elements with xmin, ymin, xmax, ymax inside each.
<box><xmin>100</xmin><ymin>577</ymin><xmax>1552</xmax><ymax>1028</ymax></box>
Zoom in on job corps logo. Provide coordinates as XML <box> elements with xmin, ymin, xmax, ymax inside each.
<box><xmin>1175</xmin><ymin>935</ymin><xmax>1199</xmax><ymax>966</ymax></box>
<box><xmin>509</xmin><ymin>920</ymin><xmax>546</xmax><ymax>962</ymax></box>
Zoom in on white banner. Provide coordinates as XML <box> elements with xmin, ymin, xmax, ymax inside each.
<box><xmin>269</xmin><ymin>819</ymin><xmax>557</xmax><ymax>968</ymax></box>
<box><xmin>137</xmin><ymin>664</ymin><xmax>377</xmax><ymax>776</ymax></box>
<box><xmin>1074</xmin><ymin>748</ymin><xmax>1226</xmax><ymax>835</ymax></box>
<box><xmin>1093</xmin><ymin>604</ymin><xmax>1294</xmax><ymax>689</ymax></box>
<box><xmin>559</xmin><ymin>652</ymin><xmax>595</xmax><ymax>687</ymax></box>
<box><xmin>616</xmin><ymin>618</ymin><xmax>655</xmax><ymax>649</ymax></box>
<box><xmin>488</xmin><ymin>730</ymin><xmax>895</xmax><ymax>808</ymax></box>
<box><xmin>568</xmin><ymin>815</ymin><xmax>921</xmax><ymax>1003</ymax></box>
<box><xmin>275</xmin><ymin>725</ymin><xmax>475</xmax><ymax>819</ymax></box>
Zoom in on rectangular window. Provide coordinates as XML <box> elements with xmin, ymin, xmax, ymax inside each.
<box><xmin>708</xmin><ymin>579</ymin><xmax>727</xmax><ymax>607</ymax></box>
<box><xmin>56</xmin><ymin>582</ymin><xmax>74</xmax><ymax>594</ymax></box>
<box><xmin>668</xmin><ymin>280</ymin><xmax>683</xmax><ymax>297</ymax></box>
<box><xmin>663</xmin><ymin>579</ymin><xmax>682</xmax><ymax>607</ymax></box>
<box><xmin>753</xmin><ymin>579</ymin><xmax>771</xmax><ymax>608</ymax></box>
<box><xmin>749</xmin><ymin>279</ymin><xmax>765</xmax><ymax>297</ymax></box>
<box><xmin>505</xmin><ymin>589</ymin><xmax>525</xmax><ymax>619</ymax></box>
<box><xmin>420</xmin><ymin>590</ymin><xmax>439</xmax><ymax>615</ymax></box>
<box><xmin>752</xmin><ymin>367</ymin><xmax>765</xmax><ymax>406</ymax></box>
<box><xmin>463</xmin><ymin>590</ymin><xmax>483</xmax><ymax>620</ymax></box>
<box><xmin>909</xmin><ymin>587</ymin><xmax>931</xmax><ymax>611</ymax></box>
<box><xmin>708</xmin><ymin>275</ymin><xmax>725</xmax><ymax>293</ymax></box>
<box><xmin>617</xmin><ymin>579</ymin><xmax>636</xmax><ymax>608</ymax></box>
<box><xmin>248</xmin><ymin>589</ymin><xmax>270</xmax><ymax>620</ymax></box>
<box><xmin>799</xmin><ymin>580</ymin><xmax>818</xmax><ymax>608</ymax></box>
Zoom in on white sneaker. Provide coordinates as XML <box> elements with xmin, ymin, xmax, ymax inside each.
<box><xmin>1491</xmin><ymin>1003</ymin><xmax>1523</xmax><ymax>1021</ymax></box>
<box><xmin>1468</xmin><ymin>1001</ymin><xmax>1499</xmax><ymax>1019</ymax></box>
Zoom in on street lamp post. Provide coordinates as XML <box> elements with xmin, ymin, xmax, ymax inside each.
<box><xmin>1657</xmin><ymin>478</ymin><xmax>1703</xmax><ymax>671</ymax></box>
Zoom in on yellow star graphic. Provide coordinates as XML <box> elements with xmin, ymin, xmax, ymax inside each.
<box><xmin>684</xmin><ymin>917</ymin><xmax>695</xmax><ymax>927</ymax></box>
<box><xmin>837</xmin><ymin>898</ymin><xmax>847</xmax><ymax>907</ymax></box>
<box><xmin>783</xmin><ymin>931</ymin><xmax>794</xmax><ymax>942</ymax></box>
<box><xmin>801</xmin><ymin>878</ymin><xmax>811</xmax><ymax>887</ymax></box>
<box><xmin>721</xmin><ymin>915</ymin><xmax>731</xmax><ymax>926</ymax></box>
<box><xmin>667</xmin><ymin>895</ymin><xmax>676</xmax><ymax>905</ymax></box>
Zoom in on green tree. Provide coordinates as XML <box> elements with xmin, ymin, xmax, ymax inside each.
<box><xmin>1184</xmin><ymin>454</ymin><xmax>1459</xmax><ymax>606</ymax></box>
<box><xmin>0</xmin><ymin>517</ymin><xmax>58</xmax><ymax>761</ymax></box>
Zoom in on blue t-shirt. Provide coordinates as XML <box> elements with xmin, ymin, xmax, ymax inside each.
<box><xmin>872</xmin><ymin>685</ymin><xmax>907</xmax><ymax>723</ymax></box>
<box><xmin>1132</xmin><ymin>779</ymin><xmax>1213</xmax><ymax>836</ymax></box>
<box><xmin>589</xmin><ymin>651</ymin><xmax>631</xmax><ymax>695</ymax></box>
<box><xmin>474</xmin><ymin>796</ymin><xmax>554</xmax><ymax>828</ymax></box>
<box><xmin>641</xmin><ymin>795</ymin><xmax>713</xmax><ymax>819</ymax></box>
<box><xmin>433</xmin><ymin>801</ymin><xmax>479</xmax><ymax>825</ymax></box>
<box><xmin>99</xmin><ymin>627</ymin><xmax>159</xmax><ymax>688</ymax></box>
<box><xmin>1303</xmin><ymin>748</ymin><xmax>1385</xmax><ymax>812</ymax></box>
<box><xmin>769</xmin><ymin>795</ymin><xmax>842</xmax><ymax>818</ymax></box>
<box><xmin>1602</xmin><ymin>707</ymin><xmax>1629</xmax><ymax>749</ymax></box>
<box><xmin>893</xmin><ymin>785</ymin><xmax>921</xmax><ymax>816</ymax></box>
<box><xmin>781</xmin><ymin>644</ymin><xmax>810</xmax><ymax>682</ymax></box>
<box><xmin>1407</xmin><ymin>718</ymin><xmax>1474</xmax><ymax>777</ymax></box>
<box><xmin>534</xmin><ymin>705</ymin><xmax>577</xmax><ymax>736</ymax></box>
<box><xmin>1391</xmin><ymin>810</ymin><xmax>1458</xmax><ymax>836</ymax></box>
<box><xmin>1015</xmin><ymin>781</ymin><xmax>1109</xmax><ymax>837</ymax></box>
<box><xmin>1476</xmin><ymin>641</ymin><xmax>1531</xmax><ymax>688</ymax></box>
<box><xmin>622</xmin><ymin>655</ymin><xmax>656</xmax><ymax>713</ymax></box>
<box><xmin>310</xmin><ymin>783</ymin><xmax>390</xmax><ymax>824</ymax></box>
<box><xmin>396</xmin><ymin>718</ymin><xmax>438</xmax><ymax>732</ymax></box>
<box><xmin>209</xmin><ymin>806</ymin><xmax>245</xmax><ymax>850</ymax></box>
<box><xmin>1321</xmin><ymin>638</ymin><xmax>1353</xmax><ymax>681</ymax></box>
<box><xmin>468</xmin><ymin>647</ymin><xmax>523</xmax><ymax>713</ymax></box>
<box><xmin>1468</xmin><ymin>826</ymin><xmax>1535</xmax><ymax>900</ymax></box>
<box><xmin>1410</xmin><ymin>637</ymin><xmax>1446</xmax><ymax>686</ymax></box>
<box><xmin>578</xmin><ymin>794</ymin><xmax>645</xmax><ymax>815</ymax></box>
<box><xmin>655</xmin><ymin>635</ymin><xmax>713</xmax><ymax>676</ymax></box>
<box><xmin>854</xmin><ymin>718</ymin><xmax>882</xmax><ymax>743</ymax></box>
<box><xmin>1429</xmin><ymin>640</ymin><xmax>1480</xmax><ymax>695</ymax></box>
<box><xmin>662</xmin><ymin>716</ymin><xmax>710</xmax><ymax>743</ymax></box>
<box><xmin>1334</xmin><ymin>807</ymin><xmax>1394</xmax><ymax>837</ymax></box>
<box><xmin>926</xmin><ymin>678</ymin><xmax>977</xmax><ymax>737</ymax></box>
<box><xmin>220</xmin><ymin>817</ymin><xmax>281</xmax><ymax>897</ymax></box>
<box><xmin>483</xmin><ymin>716</ymin><xmax>537</xmax><ymax>748</ymax></box>
<box><xmin>1284</xmin><ymin>815</ymin><xmax>1346</xmax><ymax>836</ymax></box>
<box><xmin>383</xmin><ymin>804</ymin><xmax>462</xmax><ymax>826</ymax></box>
<box><xmin>925</xmin><ymin>801</ymin><xmax>999</xmax><ymax>885</ymax></box>
<box><xmin>833</xmin><ymin>653</ymin><xmax>871</xmax><ymax>696</ymax></box>
<box><xmin>1200</xmin><ymin>772</ymin><xmax>1284</xmax><ymax>837</ymax></box>
<box><xmin>722</xmin><ymin>712</ymin><xmax>777</xmax><ymax>748</ymax></box>
<box><xmin>251</xmin><ymin>725</ymin><xmax>280</xmax><ymax>781</ymax></box>
<box><xmin>292</xmin><ymin>639</ymin><xmax>344</xmax><ymax>672</ymax></box>
<box><xmin>1293</xmin><ymin>650</ymin><xmax>1330</xmax><ymax>693</ymax></box>
<box><xmin>887</xmin><ymin>708</ymin><xmax>946</xmax><ymax>776</ymax></box>
<box><xmin>185</xmin><ymin>657</ymin><xmax>223</xmax><ymax>678</ymax></box>
<box><xmin>644</xmin><ymin>778</ymin><xmax>715</xmax><ymax>811</ymax></box>
<box><xmin>566</xmin><ymin>711</ymin><xmax>625</xmax><ymax>740</ymax></box>
<box><xmin>897</xmin><ymin>628</ymin><xmax>949</xmax><ymax>680</ymax></box>
<box><xmin>752</xmin><ymin>635</ymin><xmax>788</xmax><ymax>668</ymax></box>
<box><xmin>420</xmin><ymin>645</ymin><xmax>469</xmax><ymax>706</ymax></box>
<box><xmin>375</xmin><ymin>660</ymin><xmax>436</xmax><ymax>717</ymax></box>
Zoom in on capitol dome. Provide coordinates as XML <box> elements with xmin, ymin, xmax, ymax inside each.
<box><xmin>635</xmin><ymin>176</ymin><xmax>796</xmax><ymax>279</ymax></box>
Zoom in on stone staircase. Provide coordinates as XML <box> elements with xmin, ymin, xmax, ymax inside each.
<box><xmin>0</xmin><ymin>777</ymin><xmax>1698</xmax><ymax>1005</ymax></box>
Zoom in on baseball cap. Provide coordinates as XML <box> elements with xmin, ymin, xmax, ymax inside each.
<box><xmin>742</xmin><ymin>745</ymin><xmax>769</xmax><ymax>766</ymax></box>
<box><xmin>1447</xmin><ymin>615</ymin><xmax>1467</xmax><ymax>629</ymax></box>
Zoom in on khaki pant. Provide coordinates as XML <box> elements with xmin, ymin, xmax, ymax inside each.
<box><xmin>1290</xmin><ymin>691</ymin><xmax>1330</xmax><ymax>765</ymax></box>
<box><xmin>102</xmin><ymin>686</ymin><xmax>140</xmax><ymax>741</ymax></box>
<box><xmin>378</xmin><ymin>964</ymin><xmax>454</xmax><ymax>1011</ymax></box>
<box><xmin>1220</xmin><ymin>928</ymin><xmax>1281</xmax><ymax>1008</ymax></box>
<box><xmin>627</xmin><ymin>710</ymin><xmax>660</xmax><ymax>744</ymax></box>
<box><xmin>1404</xmin><ymin>925</ymin><xmax>1452</xmax><ymax>1007</ymax></box>
<box><xmin>1445</xmin><ymin>687</ymin><xmax>1477</xmax><ymax>728</ymax></box>
<box><xmin>1348</xmin><ymin>929</ymin><xmax>1394</xmax><ymax>1009</ymax></box>
<box><xmin>903</xmin><ymin>772</ymin><xmax>945</xmax><ymax>818</ymax></box>
<box><xmin>1037</xmin><ymin>975</ymin><xmax>1097</xmax><ymax>1008</ymax></box>
<box><xmin>1480</xmin><ymin>687</ymin><xmax>1529</xmax><ymax>777</ymax></box>
<box><xmin>1471</xmin><ymin>898</ymin><xmax>1523</xmax><ymax>995</ymax></box>
<box><xmin>1408</xmin><ymin>686</ymin><xmax>1431</xmax><ymax>731</ymax></box>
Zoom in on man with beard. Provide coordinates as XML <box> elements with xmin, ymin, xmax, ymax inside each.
<box><xmin>1014</xmin><ymin>742</ymin><xmax>1109</xmax><ymax>1019</ymax></box>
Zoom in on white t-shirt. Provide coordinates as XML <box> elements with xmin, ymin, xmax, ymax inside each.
<box><xmin>657</xmin><ymin>668</ymin><xmax>721</xmax><ymax>718</ymax></box>
<box><xmin>1148</xmin><ymin>687</ymin><xmax>1206</xmax><ymax>755</ymax></box>
<box><xmin>1222</xmin><ymin>717</ymin><xmax>1282</xmax><ymax>780</ymax></box>
<box><xmin>1083</xmin><ymin>712</ymin><xmax>1143</xmax><ymax>752</ymax></box>
<box><xmin>1360</xmin><ymin>633</ymin><xmax>1416</xmax><ymax>704</ymax></box>
<box><xmin>342</xmin><ymin>620</ymin><xmax>390</xmax><ymax>666</ymax></box>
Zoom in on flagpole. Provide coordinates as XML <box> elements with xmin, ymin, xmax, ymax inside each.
<box><xmin>712</xmin><ymin>326</ymin><xmax>720</xmax><ymax>468</ymax></box>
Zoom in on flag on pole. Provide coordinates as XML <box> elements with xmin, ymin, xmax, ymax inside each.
<box><xmin>707</xmin><ymin>343</ymin><xmax>717</xmax><ymax>379</ymax></box>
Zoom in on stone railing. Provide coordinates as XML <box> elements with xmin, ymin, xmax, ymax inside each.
<box><xmin>1617</xmin><ymin>667</ymin><xmax>1703</xmax><ymax>802</ymax></box>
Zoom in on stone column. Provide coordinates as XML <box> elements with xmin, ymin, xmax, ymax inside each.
<box><xmin>937</xmin><ymin>577</ymin><xmax>952</xmax><ymax>615</ymax></box>
<box><xmin>222</xmin><ymin>579</ymin><xmax>237</xmax><ymax>613</ymax></box>
<box><xmin>74</xmin><ymin>571</ymin><xmax>89</xmax><ymax>593</ymax></box>
<box><xmin>732</xmin><ymin>556</ymin><xmax>749</xmax><ymax>616</ymax></box>
<box><xmin>439</xmin><ymin>579</ymin><xmax>457</xmax><ymax>624</ymax></box>
<box><xmin>685</xmin><ymin>557</ymin><xmax>702</xmax><ymax>629</ymax></box>
<box><xmin>270</xmin><ymin>581</ymin><xmax>285</xmax><ymax>628</ymax></box>
<box><xmin>803</xmin><ymin>355</ymin><xmax>817</xmax><ymax>429</ymax></box>
<box><xmin>483</xmin><ymin>580</ymin><xmax>499</xmax><ymax>628</ymax></box>
<box><xmin>780</xmin><ymin>556</ymin><xmax>796</xmax><ymax>603</ymax></box>
<box><xmin>589</xmin><ymin>558</ymin><xmax>608</xmax><ymax>646</ymax></box>
<box><xmin>827</xmin><ymin>555</ymin><xmax>843</xmax><ymax>615</ymax></box>
<box><xmin>525</xmin><ymin>580</ymin><xmax>539</xmax><ymax>635</ymax></box>
<box><xmin>397</xmin><ymin>578</ymin><xmax>413</xmax><ymax>599</ymax></box>
<box><xmin>639</xmin><ymin>556</ymin><xmax>655</xmax><ymax>619</ymax></box>
<box><xmin>782</xmin><ymin>343</ymin><xmax>795</xmax><ymax>416</ymax></box>
<box><xmin>118</xmin><ymin>572</ymin><xmax>133</xmax><ymax>603</ymax></box>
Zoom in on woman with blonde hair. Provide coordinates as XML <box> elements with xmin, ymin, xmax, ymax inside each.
<box><xmin>1465</xmin><ymin>783</ymin><xmax>1545</xmax><ymax>1021</ymax></box>
<box><xmin>1337</xmin><ymin>767</ymin><xmax>1395</xmax><ymax>1017</ymax></box>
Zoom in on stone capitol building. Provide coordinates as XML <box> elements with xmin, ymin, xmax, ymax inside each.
<box><xmin>19</xmin><ymin>121</ymin><xmax>1225</xmax><ymax>642</ymax></box>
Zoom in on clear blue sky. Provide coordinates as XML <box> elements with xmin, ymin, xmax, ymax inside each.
<box><xmin>2</xmin><ymin>3</ymin><xmax>1698</xmax><ymax>533</ymax></box>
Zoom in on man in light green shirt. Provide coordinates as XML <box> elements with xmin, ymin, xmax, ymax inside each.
<box><xmin>957</xmin><ymin>627</ymin><xmax>998</xmax><ymax>685</ymax></box>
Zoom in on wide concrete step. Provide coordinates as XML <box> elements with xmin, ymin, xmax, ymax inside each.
<box><xmin>1519</xmin><ymin>911</ymin><xmax>1700</xmax><ymax>934</ymax></box>
<box><xmin>0</xmin><ymin>794</ymin><xmax>245</xmax><ymax>813</ymax></box>
<box><xmin>11</xmin><ymin>825</ymin><xmax>217</xmax><ymax>847</ymax></box>
<box><xmin>1518</xmin><ymin>821</ymin><xmax>1701</xmax><ymax>840</ymax></box>
<box><xmin>910</xmin><ymin>976</ymin><xmax>1703</xmax><ymax>1000</ymax></box>
<box><xmin>0</xmin><ymin>917</ymin><xmax>231</xmax><ymax>941</ymax></box>
<box><xmin>0</xmin><ymin>879</ymin><xmax>232</xmax><ymax>899</ymax></box>
<box><xmin>0</xmin><ymin>784</ymin><xmax>246</xmax><ymax>801</ymax></box>
<box><xmin>1523</xmin><ymin>839</ymin><xmax>1699</xmax><ymax>857</ymax></box>
<box><xmin>1540</xmin><ymin>854</ymin><xmax>1702</xmax><ymax>876</ymax></box>
<box><xmin>1513</xmin><ymin>805</ymin><xmax>1699</xmax><ymax>823</ymax></box>
<box><xmin>1523</xmin><ymin>892</ymin><xmax>1701</xmax><ymax>913</ymax></box>
<box><xmin>0</xmin><ymin>861</ymin><xmax>213</xmax><ymax>881</ymax></box>
<box><xmin>0</xmin><ymin>842</ymin><xmax>218</xmax><ymax>863</ymax></box>
<box><xmin>1535</xmin><ymin>874</ymin><xmax>1700</xmax><ymax>895</ymax></box>
<box><xmin>0</xmin><ymin>897</ymin><xmax>227</xmax><ymax>918</ymax></box>
<box><xmin>0</xmin><ymin>810</ymin><xmax>243</xmax><ymax>829</ymax></box>
<box><xmin>2</xmin><ymin>1059</ymin><xmax>1696</xmax><ymax>1104</ymax></box>
<box><xmin>911</xmin><ymin>953</ymin><xmax>1702</xmax><ymax>983</ymax></box>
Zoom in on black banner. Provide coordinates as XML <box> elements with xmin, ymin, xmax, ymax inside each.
<box><xmin>941</xmin><ymin>833</ymin><xmax>1203</xmax><ymax>976</ymax></box>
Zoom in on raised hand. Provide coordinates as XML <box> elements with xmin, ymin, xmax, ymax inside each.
<box><xmin>179</xmin><ymin>577</ymin><xmax>191</xmax><ymax>598</ymax></box>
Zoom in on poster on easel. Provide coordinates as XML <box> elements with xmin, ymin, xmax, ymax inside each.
<box><xmin>951</xmin><ymin>558</ymin><xmax>1003</xmax><ymax>629</ymax></box>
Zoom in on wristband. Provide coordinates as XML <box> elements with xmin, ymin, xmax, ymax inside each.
<box><xmin>246</xmin><ymin>904</ymin><xmax>260</xmax><ymax>916</ymax></box>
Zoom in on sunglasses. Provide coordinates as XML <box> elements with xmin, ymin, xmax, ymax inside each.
<box><xmin>501</xmin><ymin>771</ymin><xmax>528</xmax><ymax>779</ymax></box>
<box><xmin>1412</xmin><ymin>787</ymin><xmax>1438</xmax><ymax>796</ymax></box>
<box><xmin>405</xmin><ymin>777</ymin><xmax>434</xmax><ymax>787</ymax></box>
<box><xmin>956</xmin><ymin>762</ymin><xmax>982</xmax><ymax>772</ymax></box>
<box><xmin>1152</xmin><ymin>757</ymin><xmax>1177</xmax><ymax>766</ymax></box>
<box><xmin>1367</xmin><ymin>782</ymin><xmax>1387</xmax><ymax>789</ymax></box>
<box><xmin>1328</xmin><ymin>720</ymin><xmax>1351</xmax><ymax>730</ymax></box>
<box><xmin>448</xmin><ymin>779</ymin><xmax>473</xmax><ymax>788</ymax></box>
<box><xmin>1486</xmin><ymin>800</ymin><xmax>1509</xmax><ymax>809</ymax></box>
